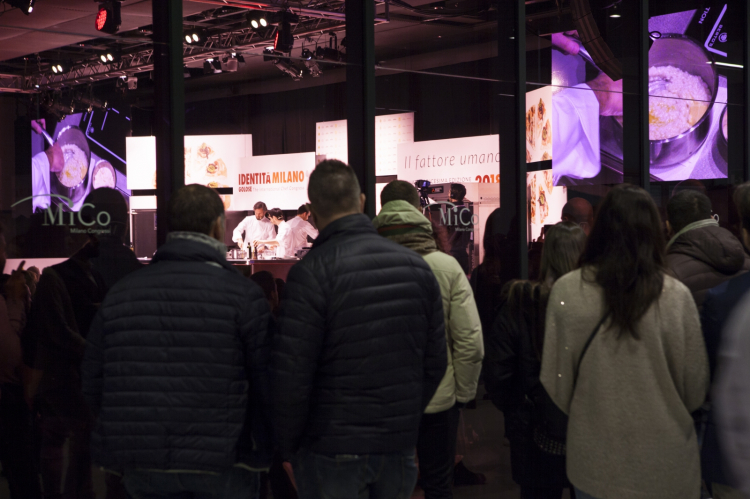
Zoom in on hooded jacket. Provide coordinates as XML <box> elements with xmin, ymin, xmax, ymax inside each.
<box><xmin>82</xmin><ymin>232</ymin><xmax>273</xmax><ymax>473</ymax></box>
<box><xmin>666</xmin><ymin>222</ymin><xmax>750</xmax><ymax>308</ymax></box>
<box><xmin>374</xmin><ymin>201</ymin><xmax>484</xmax><ymax>413</ymax></box>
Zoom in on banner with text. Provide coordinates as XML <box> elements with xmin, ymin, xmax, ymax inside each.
<box><xmin>397</xmin><ymin>135</ymin><xmax>500</xmax><ymax>185</ymax></box>
<box><xmin>234</xmin><ymin>152</ymin><xmax>316</xmax><ymax>211</ymax></box>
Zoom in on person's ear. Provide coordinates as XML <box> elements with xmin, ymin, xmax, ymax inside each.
<box><xmin>359</xmin><ymin>193</ymin><xmax>366</xmax><ymax>213</ymax></box>
<box><xmin>742</xmin><ymin>227</ymin><xmax>750</xmax><ymax>251</ymax></box>
<box><xmin>666</xmin><ymin>220</ymin><xmax>673</xmax><ymax>237</ymax></box>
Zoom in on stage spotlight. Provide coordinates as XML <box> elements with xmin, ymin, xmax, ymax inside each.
<box><xmin>203</xmin><ymin>60</ymin><xmax>213</xmax><ymax>74</ymax></box>
<box><xmin>211</xmin><ymin>59</ymin><xmax>222</xmax><ymax>72</ymax></box>
<box><xmin>51</xmin><ymin>62</ymin><xmax>69</xmax><ymax>74</ymax></box>
<box><xmin>315</xmin><ymin>46</ymin><xmax>344</xmax><ymax>63</ymax></box>
<box><xmin>247</xmin><ymin>11</ymin><xmax>268</xmax><ymax>30</ymax></box>
<box><xmin>76</xmin><ymin>92</ymin><xmax>108</xmax><ymax>111</ymax></box>
<box><xmin>5</xmin><ymin>0</ymin><xmax>35</xmax><ymax>15</ymax></box>
<box><xmin>273</xmin><ymin>59</ymin><xmax>303</xmax><ymax>81</ymax></box>
<box><xmin>225</xmin><ymin>54</ymin><xmax>239</xmax><ymax>72</ymax></box>
<box><xmin>301</xmin><ymin>48</ymin><xmax>322</xmax><ymax>77</ymax></box>
<box><xmin>95</xmin><ymin>1</ymin><xmax>121</xmax><ymax>34</ymax></box>
<box><xmin>236</xmin><ymin>53</ymin><xmax>246</xmax><ymax>65</ymax></box>
<box><xmin>274</xmin><ymin>11</ymin><xmax>298</xmax><ymax>53</ymax></box>
<box><xmin>100</xmin><ymin>52</ymin><xmax>116</xmax><ymax>63</ymax></box>
<box><xmin>185</xmin><ymin>30</ymin><xmax>203</xmax><ymax>44</ymax></box>
<box><xmin>127</xmin><ymin>76</ymin><xmax>137</xmax><ymax>90</ymax></box>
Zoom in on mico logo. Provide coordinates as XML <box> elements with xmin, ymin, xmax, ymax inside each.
<box><xmin>11</xmin><ymin>195</ymin><xmax>112</xmax><ymax>234</ymax></box>
<box><xmin>432</xmin><ymin>201</ymin><xmax>478</xmax><ymax>232</ymax></box>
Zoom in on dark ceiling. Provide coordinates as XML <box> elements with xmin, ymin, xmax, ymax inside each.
<box><xmin>0</xmin><ymin>0</ymin><xmax>569</xmax><ymax>103</ymax></box>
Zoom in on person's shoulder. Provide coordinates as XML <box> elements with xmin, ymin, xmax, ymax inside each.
<box><xmin>424</xmin><ymin>251</ymin><xmax>464</xmax><ymax>277</ymax></box>
<box><xmin>552</xmin><ymin>268</ymin><xmax>584</xmax><ymax>290</ymax></box>
<box><xmin>661</xmin><ymin>273</ymin><xmax>696</xmax><ymax>305</ymax></box>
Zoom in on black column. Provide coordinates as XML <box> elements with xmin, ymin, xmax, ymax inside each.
<box><xmin>345</xmin><ymin>0</ymin><xmax>376</xmax><ymax>218</ymax></box>
<box><xmin>728</xmin><ymin>0</ymin><xmax>750</xmax><ymax>184</ymax></box>
<box><xmin>153</xmin><ymin>0</ymin><xmax>185</xmax><ymax>247</ymax></box>
<box><xmin>621</xmin><ymin>0</ymin><xmax>649</xmax><ymax>188</ymax></box>
<box><xmin>496</xmin><ymin>0</ymin><xmax>527</xmax><ymax>280</ymax></box>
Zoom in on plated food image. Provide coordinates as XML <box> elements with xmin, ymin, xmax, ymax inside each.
<box><xmin>57</xmin><ymin>144</ymin><xmax>88</xmax><ymax>188</ymax></box>
<box><xmin>542</xmin><ymin>119</ymin><xmax>551</xmax><ymax>147</ymax></box>
<box><xmin>538</xmin><ymin>186</ymin><xmax>548</xmax><ymax>223</ymax></box>
<box><xmin>525</xmin><ymin>89</ymin><xmax>552</xmax><ymax>163</ymax></box>
<box><xmin>648</xmin><ymin>65</ymin><xmax>711</xmax><ymax>141</ymax></box>
<box><xmin>543</xmin><ymin>169</ymin><xmax>554</xmax><ymax>193</ymax></box>
<box><xmin>92</xmin><ymin>161</ymin><xmax>116</xmax><ymax>189</ymax></box>
<box><xmin>206</xmin><ymin>159</ymin><xmax>227</xmax><ymax>176</ymax></box>
<box><xmin>198</xmin><ymin>143</ymin><xmax>214</xmax><ymax>159</ymax></box>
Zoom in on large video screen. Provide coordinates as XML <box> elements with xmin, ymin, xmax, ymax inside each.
<box><xmin>31</xmin><ymin>109</ymin><xmax>131</xmax><ymax>213</ymax></box>
<box><xmin>549</xmin><ymin>2</ymin><xmax>738</xmax><ymax>185</ymax></box>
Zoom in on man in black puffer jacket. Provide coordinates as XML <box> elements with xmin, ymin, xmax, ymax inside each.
<box><xmin>82</xmin><ymin>185</ymin><xmax>272</xmax><ymax>498</ymax></box>
<box><xmin>273</xmin><ymin>160</ymin><xmax>447</xmax><ymax>499</ymax></box>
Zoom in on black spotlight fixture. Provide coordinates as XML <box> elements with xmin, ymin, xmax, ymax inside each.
<box><xmin>273</xmin><ymin>11</ymin><xmax>299</xmax><ymax>53</ymax></box>
<box><xmin>5</xmin><ymin>0</ymin><xmax>35</xmax><ymax>15</ymax></box>
<box><xmin>246</xmin><ymin>11</ymin><xmax>268</xmax><ymax>30</ymax></box>
<box><xmin>224</xmin><ymin>53</ymin><xmax>239</xmax><ymax>72</ymax></box>
<box><xmin>315</xmin><ymin>46</ymin><xmax>344</xmax><ymax>63</ymax></box>
<box><xmin>301</xmin><ymin>48</ymin><xmax>322</xmax><ymax>77</ymax></box>
<box><xmin>263</xmin><ymin>47</ymin><xmax>283</xmax><ymax>62</ymax></box>
<box><xmin>184</xmin><ymin>29</ymin><xmax>204</xmax><ymax>44</ymax></box>
<box><xmin>273</xmin><ymin>59</ymin><xmax>303</xmax><ymax>81</ymax></box>
<box><xmin>76</xmin><ymin>91</ymin><xmax>108</xmax><ymax>112</ymax></box>
<box><xmin>211</xmin><ymin>58</ymin><xmax>222</xmax><ymax>72</ymax></box>
<box><xmin>95</xmin><ymin>1</ymin><xmax>121</xmax><ymax>34</ymax></box>
<box><xmin>203</xmin><ymin>60</ymin><xmax>213</xmax><ymax>74</ymax></box>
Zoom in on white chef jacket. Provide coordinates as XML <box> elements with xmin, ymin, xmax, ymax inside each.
<box><xmin>274</xmin><ymin>220</ymin><xmax>295</xmax><ymax>259</ymax></box>
<box><xmin>232</xmin><ymin>216</ymin><xmax>276</xmax><ymax>248</ymax></box>
<box><xmin>286</xmin><ymin>216</ymin><xmax>319</xmax><ymax>251</ymax></box>
<box><xmin>552</xmin><ymin>83</ymin><xmax>601</xmax><ymax>181</ymax></box>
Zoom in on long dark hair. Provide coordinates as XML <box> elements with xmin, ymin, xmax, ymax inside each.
<box><xmin>580</xmin><ymin>184</ymin><xmax>666</xmax><ymax>339</ymax></box>
<box><xmin>507</xmin><ymin>221</ymin><xmax>586</xmax><ymax>359</ymax></box>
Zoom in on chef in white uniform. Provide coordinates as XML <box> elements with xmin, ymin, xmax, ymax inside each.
<box><xmin>253</xmin><ymin>208</ymin><xmax>295</xmax><ymax>259</ymax></box>
<box><xmin>232</xmin><ymin>201</ymin><xmax>276</xmax><ymax>249</ymax></box>
<box><xmin>285</xmin><ymin>204</ymin><xmax>319</xmax><ymax>252</ymax></box>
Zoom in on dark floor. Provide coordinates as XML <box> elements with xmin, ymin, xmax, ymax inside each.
<box><xmin>0</xmin><ymin>388</ymin><xmax>572</xmax><ymax>499</ymax></box>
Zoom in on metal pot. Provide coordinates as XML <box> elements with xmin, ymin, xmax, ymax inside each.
<box><xmin>649</xmin><ymin>35</ymin><xmax>718</xmax><ymax>171</ymax></box>
<box><xmin>50</xmin><ymin>126</ymin><xmax>91</xmax><ymax>207</ymax></box>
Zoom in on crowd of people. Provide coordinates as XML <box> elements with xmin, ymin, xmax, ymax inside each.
<box><xmin>1</xmin><ymin>159</ymin><xmax>750</xmax><ymax>499</ymax></box>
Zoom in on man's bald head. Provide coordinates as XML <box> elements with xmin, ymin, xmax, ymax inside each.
<box><xmin>561</xmin><ymin>197</ymin><xmax>594</xmax><ymax>234</ymax></box>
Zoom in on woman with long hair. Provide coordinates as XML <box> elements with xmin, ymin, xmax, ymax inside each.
<box><xmin>484</xmin><ymin>221</ymin><xmax>586</xmax><ymax>499</ymax></box>
<box><xmin>540</xmin><ymin>185</ymin><xmax>709</xmax><ymax>499</ymax></box>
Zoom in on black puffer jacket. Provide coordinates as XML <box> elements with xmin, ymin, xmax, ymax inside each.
<box><xmin>273</xmin><ymin>214</ymin><xmax>447</xmax><ymax>457</ymax></box>
<box><xmin>82</xmin><ymin>234</ymin><xmax>273</xmax><ymax>473</ymax></box>
<box><xmin>667</xmin><ymin>224</ymin><xmax>750</xmax><ymax>308</ymax></box>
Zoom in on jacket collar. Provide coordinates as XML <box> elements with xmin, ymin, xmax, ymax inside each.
<box><xmin>152</xmin><ymin>231</ymin><xmax>237</xmax><ymax>273</ymax></box>
<box><xmin>313</xmin><ymin>213</ymin><xmax>377</xmax><ymax>248</ymax></box>
<box><xmin>373</xmin><ymin>201</ymin><xmax>438</xmax><ymax>256</ymax></box>
<box><xmin>667</xmin><ymin>218</ymin><xmax>719</xmax><ymax>249</ymax></box>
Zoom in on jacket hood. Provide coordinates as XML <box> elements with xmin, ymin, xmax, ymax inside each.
<box><xmin>669</xmin><ymin>224</ymin><xmax>748</xmax><ymax>274</ymax></box>
<box><xmin>373</xmin><ymin>200</ymin><xmax>433</xmax><ymax>234</ymax></box>
<box><xmin>373</xmin><ymin>201</ymin><xmax>438</xmax><ymax>256</ymax></box>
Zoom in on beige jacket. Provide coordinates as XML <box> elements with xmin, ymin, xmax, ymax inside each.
<box><xmin>374</xmin><ymin>201</ymin><xmax>484</xmax><ymax>413</ymax></box>
<box><xmin>541</xmin><ymin>269</ymin><xmax>709</xmax><ymax>499</ymax></box>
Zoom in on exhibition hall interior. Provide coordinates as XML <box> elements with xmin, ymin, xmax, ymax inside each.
<box><xmin>0</xmin><ymin>0</ymin><xmax>747</xmax><ymax>498</ymax></box>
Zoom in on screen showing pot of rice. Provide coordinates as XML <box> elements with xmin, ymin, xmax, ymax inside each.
<box><xmin>649</xmin><ymin>66</ymin><xmax>711</xmax><ymax>141</ymax></box>
<box><xmin>57</xmin><ymin>144</ymin><xmax>89</xmax><ymax>188</ymax></box>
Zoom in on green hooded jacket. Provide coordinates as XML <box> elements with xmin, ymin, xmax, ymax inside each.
<box><xmin>374</xmin><ymin>200</ymin><xmax>484</xmax><ymax>413</ymax></box>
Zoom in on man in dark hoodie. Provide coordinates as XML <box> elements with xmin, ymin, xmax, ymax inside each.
<box><xmin>666</xmin><ymin>189</ymin><xmax>750</xmax><ymax>309</ymax></box>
